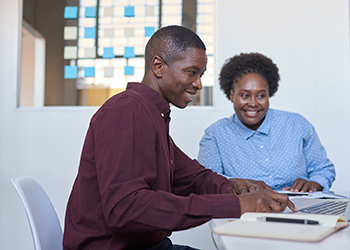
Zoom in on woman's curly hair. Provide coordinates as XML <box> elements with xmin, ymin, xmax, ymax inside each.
<box><xmin>219</xmin><ymin>53</ymin><xmax>280</xmax><ymax>100</ymax></box>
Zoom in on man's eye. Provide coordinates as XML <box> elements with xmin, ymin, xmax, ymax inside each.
<box><xmin>189</xmin><ymin>71</ymin><xmax>196</xmax><ymax>76</ymax></box>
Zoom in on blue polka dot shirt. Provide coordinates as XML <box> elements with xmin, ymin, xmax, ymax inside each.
<box><xmin>198</xmin><ymin>109</ymin><xmax>335</xmax><ymax>191</ymax></box>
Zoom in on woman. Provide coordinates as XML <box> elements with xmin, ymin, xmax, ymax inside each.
<box><xmin>198</xmin><ymin>52</ymin><xmax>335</xmax><ymax>192</ymax></box>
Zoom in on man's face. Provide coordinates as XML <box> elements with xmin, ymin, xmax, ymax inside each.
<box><xmin>158</xmin><ymin>48</ymin><xmax>207</xmax><ymax>108</ymax></box>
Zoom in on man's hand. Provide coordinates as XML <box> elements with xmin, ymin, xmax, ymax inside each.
<box><xmin>238</xmin><ymin>189</ymin><xmax>297</xmax><ymax>215</ymax></box>
<box><xmin>282</xmin><ymin>178</ymin><xmax>322</xmax><ymax>193</ymax></box>
<box><xmin>229</xmin><ymin>178</ymin><xmax>271</xmax><ymax>195</ymax></box>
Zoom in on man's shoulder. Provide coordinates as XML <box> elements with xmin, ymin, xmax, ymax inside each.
<box><xmin>103</xmin><ymin>88</ymin><xmax>152</xmax><ymax>109</ymax></box>
<box><xmin>91</xmin><ymin>89</ymin><xmax>154</xmax><ymax>122</ymax></box>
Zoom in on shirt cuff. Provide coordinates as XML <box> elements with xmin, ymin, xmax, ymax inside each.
<box><xmin>308</xmin><ymin>176</ymin><xmax>331</xmax><ymax>191</ymax></box>
<box><xmin>211</xmin><ymin>194</ymin><xmax>241</xmax><ymax>219</ymax></box>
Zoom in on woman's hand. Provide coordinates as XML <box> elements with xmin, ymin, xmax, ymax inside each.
<box><xmin>282</xmin><ymin>178</ymin><xmax>322</xmax><ymax>193</ymax></box>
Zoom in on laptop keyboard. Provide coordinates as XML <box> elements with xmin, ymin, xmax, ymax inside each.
<box><xmin>299</xmin><ymin>200</ymin><xmax>347</xmax><ymax>215</ymax></box>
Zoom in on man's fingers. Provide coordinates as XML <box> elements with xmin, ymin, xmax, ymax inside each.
<box><xmin>232</xmin><ymin>182</ymin><xmax>247</xmax><ymax>194</ymax></box>
<box><xmin>268</xmin><ymin>192</ymin><xmax>296</xmax><ymax>212</ymax></box>
<box><xmin>238</xmin><ymin>189</ymin><xmax>296</xmax><ymax>214</ymax></box>
<box><xmin>268</xmin><ymin>199</ymin><xmax>285</xmax><ymax>212</ymax></box>
<box><xmin>230</xmin><ymin>179</ymin><xmax>273</xmax><ymax>194</ymax></box>
<box><xmin>261</xmin><ymin>182</ymin><xmax>272</xmax><ymax>190</ymax></box>
<box><xmin>287</xmin><ymin>200</ymin><xmax>297</xmax><ymax>212</ymax></box>
<box><xmin>248</xmin><ymin>185</ymin><xmax>257</xmax><ymax>191</ymax></box>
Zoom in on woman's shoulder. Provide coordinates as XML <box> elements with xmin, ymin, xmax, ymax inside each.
<box><xmin>270</xmin><ymin>109</ymin><xmax>309</xmax><ymax>122</ymax></box>
<box><xmin>269</xmin><ymin>109</ymin><xmax>313</xmax><ymax>129</ymax></box>
<box><xmin>205</xmin><ymin>116</ymin><xmax>233</xmax><ymax>132</ymax></box>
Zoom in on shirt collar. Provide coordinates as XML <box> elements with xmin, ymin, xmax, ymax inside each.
<box><xmin>232</xmin><ymin>109</ymin><xmax>272</xmax><ymax>139</ymax></box>
<box><xmin>126</xmin><ymin>82</ymin><xmax>171</xmax><ymax>118</ymax></box>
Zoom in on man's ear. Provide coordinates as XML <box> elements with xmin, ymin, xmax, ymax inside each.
<box><xmin>152</xmin><ymin>55</ymin><xmax>165</xmax><ymax>78</ymax></box>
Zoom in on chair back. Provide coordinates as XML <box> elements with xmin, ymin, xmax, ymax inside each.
<box><xmin>11</xmin><ymin>176</ymin><xmax>63</xmax><ymax>250</ymax></box>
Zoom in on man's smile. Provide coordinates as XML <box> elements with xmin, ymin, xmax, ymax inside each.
<box><xmin>184</xmin><ymin>91</ymin><xmax>195</xmax><ymax>100</ymax></box>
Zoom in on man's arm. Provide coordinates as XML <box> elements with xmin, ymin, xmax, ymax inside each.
<box><xmin>92</xmin><ymin>98</ymin><xmax>240</xmax><ymax>232</ymax></box>
<box><xmin>171</xmin><ymin>144</ymin><xmax>296</xmax><ymax>213</ymax></box>
<box><xmin>173</xmin><ymin>142</ymin><xmax>271</xmax><ymax>195</ymax></box>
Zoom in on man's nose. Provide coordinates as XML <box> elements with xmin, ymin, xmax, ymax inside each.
<box><xmin>193</xmin><ymin>77</ymin><xmax>203</xmax><ymax>90</ymax></box>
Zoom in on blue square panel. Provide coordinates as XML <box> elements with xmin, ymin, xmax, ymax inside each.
<box><xmin>103</xmin><ymin>47</ymin><xmax>114</xmax><ymax>58</ymax></box>
<box><xmin>64</xmin><ymin>66</ymin><xmax>78</xmax><ymax>79</ymax></box>
<box><xmin>145</xmin><ymin>27</ymin><xmax>155</xmax><ymax>37</ymax></box>
<box><xmin>124</xmin><ymin>6</ymin><xmax>135</xmax><ymax>17</ymax></box>
<box><xmin>84</xmin><ymin>67</ymin><xmax>95</xmax><ymax>77</ymax></box>
<box><xmin>85</xmin><ymin>7</ymin><xmax>97</xmax><ymax>18</ymax></box>
<box><xmin>64</xmin><ymin>6</ymin><xmax>78</xmax><ymax>19</ymax></box>
<box><xmin>124</xmin><ymin>66</ymin><xmax>134</xmax><ymax>76</ymax></box>
<box><xmin>123</xmin><ymin>46</ymin><xmax>135</xmax><ymax>58</ymax></box>
<box><xmin>84</xmin><ymin>27</ymin><xmax>96</xmax><ymax>38</ymax></box>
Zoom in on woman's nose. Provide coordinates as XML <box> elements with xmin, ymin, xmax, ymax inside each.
<box><xmin>248</xmin><ymin>96</ymin><xmax>257</xmax><ymax>106</ymax></box>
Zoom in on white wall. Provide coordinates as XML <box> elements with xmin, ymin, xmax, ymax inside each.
<box><xmin>172</xmin><ymin>0</ymin><xmax>350</xmax><ymax>193</ymax></box>
<box><xmin>172</xmin><ymin>0</ymin><xmax>350</xmax><ymax>247</ymax></box>
<box><xmin>1</xmin><ymin>1</ymin><xmax>349</xmax><ymax>250</ymax></box>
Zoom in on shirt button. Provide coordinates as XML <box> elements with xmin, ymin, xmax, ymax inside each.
<box><xmin>170</xmin><ymin>160</ymin><xmax>173</xmax><ymax>164</ymax></box>
<box><xmin>260</xmin><ymin>146</ymin><xmax>264</xmax><ymax>148</ymax></box>
<box><xmin>266</xmin><ymin>158</ymin><xmax>269</xmax><ymax>161</ymax></box>
<box><xmin>161</xmin><ymin>113</ymin><xmax>164</xmax><ymax>117</ymax></box>
<box><xmin>269</xmin><ymin>175</ymin><xmax>273</xmax><ymax>178</ymax></box>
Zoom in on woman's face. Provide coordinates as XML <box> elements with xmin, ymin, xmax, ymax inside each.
<box><xmin>230</xmin><ymin>73</ymin><xmax>269</xmax><ymax>130</ymax></box>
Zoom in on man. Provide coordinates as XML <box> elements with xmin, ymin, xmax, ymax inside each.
<box><xmin>63</xmin><ymin>25</ymin><xmax>296</xmax><ymax>250</ymax></box>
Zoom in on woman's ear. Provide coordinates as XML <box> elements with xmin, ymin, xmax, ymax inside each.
<box><xmin>152</xmin><ymin>55</ymin><xmax>165</xmax><ymax>78</ymax></box>
<box><xmin>229</xmin><ymin>89</ymin><xmax>234</xmax><ymax>103</ymax></box>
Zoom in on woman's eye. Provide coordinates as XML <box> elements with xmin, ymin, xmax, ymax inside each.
<box><xmin>241</xmin><ymin>94</ymin><xmax>249</xmax><ymax>98</ymax></box>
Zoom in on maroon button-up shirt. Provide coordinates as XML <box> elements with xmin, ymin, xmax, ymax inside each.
<box><xmin>63</xmin><ymin>82</ymin><xmax>241</xmax><ymax>250</ymax></box>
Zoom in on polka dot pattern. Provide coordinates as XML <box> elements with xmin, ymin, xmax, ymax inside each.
<box><xmin>198</xmin><ymin>109</ymin><xmax>335</xmax><ymax>191</ymax></box>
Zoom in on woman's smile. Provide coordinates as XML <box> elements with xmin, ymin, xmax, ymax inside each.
<box><xmin>230</xmin><ymin>73</ymin><xmax>269</xmax><ymax>130</ymax></box>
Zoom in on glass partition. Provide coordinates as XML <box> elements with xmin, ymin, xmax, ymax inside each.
<box><xmin>19</xmin><ymin>0</ymin><xmax>215</xmax><ymax>106</ymax></box>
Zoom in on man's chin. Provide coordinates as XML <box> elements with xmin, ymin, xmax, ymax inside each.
<box><xmin>172</xmin><ymin>102</ymin><xmax>190</xmax><ymax>109</ymax></box>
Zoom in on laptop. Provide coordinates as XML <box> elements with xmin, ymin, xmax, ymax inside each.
<box><xmin>286</xmin><ymin>195</ymin><xmax>350</xmax><ymax>222</ymax></box>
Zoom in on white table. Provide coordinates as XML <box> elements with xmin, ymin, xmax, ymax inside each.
<box><xmin>210</xmin><ymin>195</ymin><xmax>350</xmax><ymax>250</ymax></box>
<box><xmin>210</xmin><ymin>219</ymin><xmax>350</xmax><ymax>250</ymax></box>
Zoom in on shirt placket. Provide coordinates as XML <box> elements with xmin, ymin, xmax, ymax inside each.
<box><xmin>251</xmin><ymin>132</ymin><xmax>274</xmax><ymax>184</ymax></box>
<box><xmin>162</xmin><ymin>110</ymin><xmax>174</xmax><ymax>167</ymax></box>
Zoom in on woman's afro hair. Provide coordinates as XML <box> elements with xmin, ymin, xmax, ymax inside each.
<box><xmin>219</xmin><ymin>52</ymin><xmax>280</xmax><ymax>100</ymax></box>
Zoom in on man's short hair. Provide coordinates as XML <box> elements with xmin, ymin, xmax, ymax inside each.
<box><xmin>144</xmin><ymin>25</ymin><xmax>206</xmax><ymax>71</ymax></box>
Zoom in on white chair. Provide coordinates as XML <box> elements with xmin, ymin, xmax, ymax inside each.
<box><xmin>10</xmin><ymin>176</ymin><xmax>63</xmax><ymax>250</ymax></box>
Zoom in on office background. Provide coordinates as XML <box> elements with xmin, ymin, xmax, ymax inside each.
<box><xmin>1</xmin><ymin>0</ymin><xmax>350</xmax><ymax>249</ymax></box>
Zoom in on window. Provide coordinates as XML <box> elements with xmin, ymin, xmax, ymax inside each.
<box><xmin>20</xmin><ymin>0</ymin><xmax>215</xmax><ymax>106</ymax></box>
